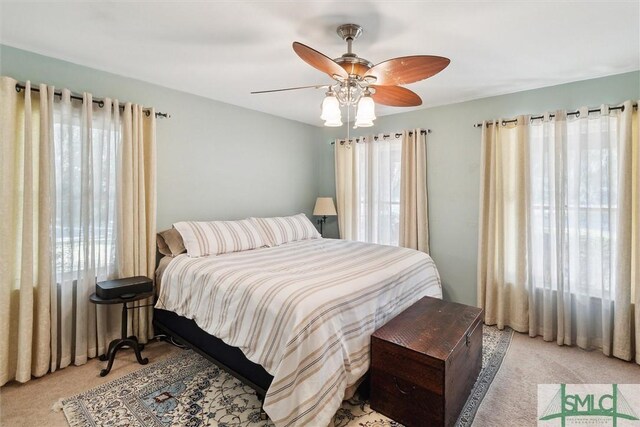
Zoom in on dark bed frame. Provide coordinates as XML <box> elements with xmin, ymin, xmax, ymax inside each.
<box><xmin>153</xmin><ymin>308</ymin><xmax>372</xmax><ymax>412</ymax></box>
<box><xmin>153</xmin><ymin>308</ymin><xmax>273</xmax><ymax>400</ymax></box>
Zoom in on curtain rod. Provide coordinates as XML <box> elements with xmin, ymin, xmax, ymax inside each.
<box><xmin>330</xmin><ymin>129</ymin><xmax>431</xmax><ymax>145</ymax></box>
<box><xmin>15</xmin><ymin>83</ymin><xmax>170</xmax><ymax>119</ymax></box>
<box><xmin>473</xmin><ymin>103</ymin><xmax>637</xmax><ymax>128</ymax></box>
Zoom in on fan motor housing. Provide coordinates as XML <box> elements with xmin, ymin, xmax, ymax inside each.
<box><xmin>334</xmin><ymin>55</ymin><xmax>373</xmax><ymax>78</ymax></box>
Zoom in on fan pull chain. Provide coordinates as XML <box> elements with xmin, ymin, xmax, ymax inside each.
<box><xmin>347</xmin><ymin>102</ymin><xmax>351</xmax><ymax>144</ymax></box>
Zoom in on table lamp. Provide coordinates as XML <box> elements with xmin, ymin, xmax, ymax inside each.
<box><xmin>313</xmin><ymin>197</ymin><xmax>337</xmax><ymax>237</ymax></box>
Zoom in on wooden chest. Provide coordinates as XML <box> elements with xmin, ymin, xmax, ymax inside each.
<box><xmin>370</xmin><ymin>297</ymin><xmax>483</xmax><ymax>427</ymax></box>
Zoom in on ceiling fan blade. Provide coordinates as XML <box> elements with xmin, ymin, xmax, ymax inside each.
<box><xmin>251</xmin><ymin>84</ymin><xmax>329</xmax><ymax>94</ymax></box>
<box><xmin>292</xmin><ymin>42</ymin><xmax>348</xmax><ymax>79</ymax></box>
<box><xmin>365</xmin><ymin>56</ymin><xmax>450</xmax><ymax>86</ymax></box>
<box><xmin>370</xmin><ymin>85</ymin><xmax>422</xmax><ymax>107</ymax></box>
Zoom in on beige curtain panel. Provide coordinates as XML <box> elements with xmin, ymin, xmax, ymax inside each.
<box><xmin>477</xmin><ymin>102</ymin><xmax>640</xmax><ymax>364</ymax></box>
<box><xmin>634</xmin><ymin>103</ymin><xmax>640</xmax><ymax>363</ymax></box>
<box><xmin>399</xmin><ymin>129</ymin><xmax>429</xmax><ymax>253</ymax></box>
<box><xmin>0</xmin><ymin>76</ymin><xmax>157</xmax><ymax>386</ymax></box>
<box><xmin>477</xmin><ymin>116</ymin><xmax>530</xmax><ymax>332</ymax></box>
<box><xmin>118</xmin><ymin>103</ymin><xmax>157</xmax><ymax>342</ymax></box>
<box><xmin>334</xmin><ymin>139</ymin><xmax>358</xmax><ymax>241</ymax></box>
<box><xmin>0</xmin><ymin>78</ymin><xmax>55</xmax><ymax>384</ymax></box>
<box><xmin>617</xmin><ymin>101</ymin><xmax>639</xmax><ymax>362</ymax></box>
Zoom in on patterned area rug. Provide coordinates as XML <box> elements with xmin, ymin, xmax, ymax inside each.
<box><xmin>61</xmin><ymin>326</ymin><xmax>512</xmax><ymax>427</ymax></box>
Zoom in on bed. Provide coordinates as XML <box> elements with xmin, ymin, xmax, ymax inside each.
<box><xmin>154</xmin><ymin>237</ymin><xmax>442</xmax><ymax>427</ymax></box>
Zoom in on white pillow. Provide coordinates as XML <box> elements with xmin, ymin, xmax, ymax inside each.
<box><xmin>173</xmin><ymin>219</ymin><xmax>268</xmax><ymax>258</ymax></box>
<box><xmin>251</xmin><ymin>213</ymin><xmax>321</xmax><ymax>247</ymax></box>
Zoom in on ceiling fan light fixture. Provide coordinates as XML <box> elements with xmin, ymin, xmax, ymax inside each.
<box><xmin>320</xmin><ymin>93</ymin><xmax>341</xmax><ymax>122</ymax></box>
<box><xmin>354</xmin><ymin>117</ymin><xmax>374</xmax><ymax>128</ymax></box>
<box><xmin>355</xmin><ymin>93</ymin><xmax>376</xmax><ymax>128</ymax></box>
<box><xmin>324</xmin><ymin>117</ymin><xmax>343</xmax><ymax>127</ymax></box>
<box><xmin>252</xmin><ymin>24</ymin><xmax>449</xmax><ymax>127</ymax></box>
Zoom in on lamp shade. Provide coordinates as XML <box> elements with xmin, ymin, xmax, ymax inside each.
<box><xmin>354</xmin><ymin>117</ymin><xmax>374</xmax><ymax>127</ymax></box>
<box><xmin>355</xmin><ymin>94</ymin><xmax>376</xmax><ymax>126</ymax></box>
<box><xmin>324</xmin><ymin>118</ymin><xmax>343</xmax><ymax>127</ymax></box>
<box><xmin>320</xmin><ymin>94</ymin><xmax>341</xmax><ymax>121</ymax></box>
<box><xmin>313</xmin><ymin>197</ymin><xmax>337</xmax><ymax>216</ymax></box>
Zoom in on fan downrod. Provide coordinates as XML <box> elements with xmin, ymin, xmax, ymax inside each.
<box><xmin>334</xmin><ymin>24</ymin><xmax>373</xmax><ymax>78</ymax></box>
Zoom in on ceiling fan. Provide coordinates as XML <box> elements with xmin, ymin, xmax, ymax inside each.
<box><xmin>251</xmin><ymin>24</ymin><xmax>450</xmax><ymax>127</ymax></box>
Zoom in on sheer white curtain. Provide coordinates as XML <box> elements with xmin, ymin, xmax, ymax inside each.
<box><xmin>479</xmin><ymin>101</ymin><xmax>639</xmax><ymax>362</ymax></box>
<box><xmin>335</xmin><ymin>134</ymin><xmax>402</xmax><ymax>245</ymax></box>
<box><xmin>356</xmin><ymin>134</ymin><xmax>402</xmax><ymax>245</ymax></box>
<box><xmin>529</xmin><ymin>102</ymin><xmax>639</xmax><ymax>360</ymax></box>
<box><xmin>52</xmin><ymin>91</ymin><xmax>121</xmax><ymax>370</ymax></box>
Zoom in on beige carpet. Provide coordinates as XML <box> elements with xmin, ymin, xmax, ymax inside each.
<box><xmin>473</xmin><ymin>332</ymin><xmax>640</xmax><ymax>426</ymax></box>
<box><xmin>0</xmin><ymin>340</ymin><xmax>182</xmax><ymax>427</ymax></box>
<box><xmin>1</xmin><ymin>330</ymin><xmax>639</xmax><ymax>427</ymax></box>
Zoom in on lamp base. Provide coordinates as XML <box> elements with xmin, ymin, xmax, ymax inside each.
<box><xmin>317</xmin><ymin>216</ymin><xmax>327</xmax><ymax>237</ymax></box>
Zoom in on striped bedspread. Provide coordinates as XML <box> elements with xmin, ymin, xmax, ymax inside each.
<box><xmin>156</xmin><ymin>238</ymin><xmax>442</xmax><ymax>427</ymax></box>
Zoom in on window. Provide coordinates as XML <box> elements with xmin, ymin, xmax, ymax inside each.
<box><xmin>53</xmin><ymin>100</ymin><xmax>119</xmax><ymax>284</ymax></box>
<box><xmin>529</xmin><ymin>114</ymin><xmax>619</xmax><ymax>299</ymax></box>
<box><xmin>354</xmin><ymin>136</ymin><xmax>402</xmax><ymax>246</ymax></box>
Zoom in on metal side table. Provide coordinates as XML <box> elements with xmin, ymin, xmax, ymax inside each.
<box><xmin>89</xmin><ymin>291</ymin><xmax>154</xmax><ymax>376</ymax></box>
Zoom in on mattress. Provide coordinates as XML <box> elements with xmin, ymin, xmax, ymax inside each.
<box><xmin>155</xmin><ymin>238</ymin><xmax>442</xmax><ymax>427</ymax></box>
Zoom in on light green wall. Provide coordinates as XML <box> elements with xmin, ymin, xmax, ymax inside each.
<box><xmin>319</xmin><ymin>71</ymin><xmax>640</xmax><ymax>305</ymax></box>
<box><xmin>3</xmin><ymin>44</ymin><xmax>637</xmax><ymax>306</ymax></box>
<box><xmin>0</xmin><ymin>44</ymin><xmax>324</xmax><ymax>229</ymax></box>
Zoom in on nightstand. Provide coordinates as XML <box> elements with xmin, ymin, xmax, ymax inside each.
<box><xmin>89</xmin><ymin>286</ymin><xmax>154</xmax><ymax>376</ymax></box>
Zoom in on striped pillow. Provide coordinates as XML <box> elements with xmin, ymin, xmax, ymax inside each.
<box><xmin>173</xmin><ymin>219</ymin><xmax>267</xmax><ymax>258</ymax></box>
<box><xmin>251</xmin><ymin>214</ymin><xmax>321</xmax><ymax>247</ymax></box>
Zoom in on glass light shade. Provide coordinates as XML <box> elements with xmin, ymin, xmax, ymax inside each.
<box><xmin>356</xmin><ymin>95</ymin><xmax>376</xmax><ymax>121</ymax></box>
<box><xmin>354</xmin><ymin>118</ymin><xmax>374</xmax><ymax>127</ymax></box>
<box><xmin>355</xmin><ymin>95</ymin><xmax>375</xmax><ymax>127</ymax></box>
<box><xmin>320</xmin><ymin>94</ymin><xmax>341</xmax><ymax>121</ymax></box>
<box><xmin>324</xmin><ymin>118</ymin><xmax>343</xmax><ymax>127</ymax></box>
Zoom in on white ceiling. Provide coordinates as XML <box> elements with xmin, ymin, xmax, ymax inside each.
<box><xmin>1</xmin><ymin>1</ymin><xmax>638</xmax><ymax>126</ymax></box>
